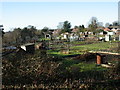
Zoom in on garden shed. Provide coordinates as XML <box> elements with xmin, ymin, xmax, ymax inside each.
<box><xmin>20</xmin><ymin>43</ymin><xmax>35</xmax><ymax>54</ymax></box>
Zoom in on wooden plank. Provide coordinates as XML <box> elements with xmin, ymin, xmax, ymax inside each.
<box><xmin>89</xmin><ymin>51</ymin><xmax>120</xmax><ymax>55</ymax></box>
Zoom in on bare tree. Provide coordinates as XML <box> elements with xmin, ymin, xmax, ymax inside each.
<box><xmin>88</xmin><ymin>17</ymin><xmax>98</xmax><ymax>32</ymax></box>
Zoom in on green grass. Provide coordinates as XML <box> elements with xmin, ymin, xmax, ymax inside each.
<box><xmin>65</xmin><ymin>62</ymin><xmax>107</xmax><ymax>72</ymax></box>
<box><xmin>57</xmin><ymin>57</ymin><xmax>107</xmax><ymax>73</ymax></box>
<box><xmin>73</xmin><ymin>63</ymin><xmax>106</xmax><ymax>72</ymax></box>
<box><xmin>65</xmin><ymin>41</ymin><xmax>90</xmax><ymax>45</ymax></box>
<box><xmin>48</xmin><ymin>41</ymin><xmax>118</xmax><ymax>55</ymax></box>
<box><xmin>47</xmin><ymin>49</ymin><xmax>70</xmax><ymax>57</ymax></box>
<box><xmin>70</xmin><ymin>42</ymin><xmax>116</xmax><ymax>51</ymax></box>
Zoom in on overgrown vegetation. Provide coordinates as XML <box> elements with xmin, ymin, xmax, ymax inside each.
<box><xmin>2</xmin><ymin>46</ymin><xmax>120</xmax><ymax>89</ymax></box>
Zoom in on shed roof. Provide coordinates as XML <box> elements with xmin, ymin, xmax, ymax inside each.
<box><xmin>21</xmin><ymin>43</ymin><xmax>35</xmax><ymax>46</ymax></box>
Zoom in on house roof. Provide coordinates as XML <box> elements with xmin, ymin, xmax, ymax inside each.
<box><xmin>96</xmin><ymin>27</ymin><xmax>104</xmax><ymax>30</ymax></box>
<box><xmin>72</xmin><ymin>28</ymin><xmax>79</xmax><ymax>32</ymax></box>
<box><xmin>53</xmin><ymin>29</ymin><xmax>61</xmax><ymax>34</ymax></box>
<box><xmin>109</xmin><ymin>26</ymin><xmax>120</xmax><ymax>29</ymax></box>
<box><xmin>21</xmin><ymin>43</ymin><xmax>35</xmax><ymax>46</ymax></box>
<box><xmin>104</xmin><ymin>28</ymin><xmax>111</xmax><ymax>31</ymax></box>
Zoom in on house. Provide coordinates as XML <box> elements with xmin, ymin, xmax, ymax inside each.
<box><xmin>116</xmin><ymin>29</ymin><xmax>120</xmax><ymax>35</ymax></box>
<box><xmin>61</xmin><ymin>32</ymin><xmax>69</xmax><ymax>40</ymax></box>
<box><xmin>72</xmin><ymin>28</ymin><xmax>79</xmax><ymax>33</ymax></box>
<box><xmin>105</xmin><ymin>35</ymin><xmax>111</xmax><ymax>41</ymax></box>
<box><xmin>108</xmin><ymin>26</ymin><xmax>120</xmax><ymax>33</ymax></box>
<box><xmin>114</xmin><ymin>35</ymin><xmax>120</xmax><ymax>41</ymax></box>
<box><xmin>45</xmin><ymin>34</ymin><xmax>51</xmax><ymax>39</ymax></box>
<box><xmin>69</xmin><ymin>33</ymin><xmax>79</xmax><ymax>41</ymax></box>
<box><xmin>99</xmin><ymin>31</ymin><xmax>107</xmax><ymax>35</ymax></box>
<box><xmin>52</xmin><ymin>29</ymin><xmax>62</xmax><ymax>39</ymax></box>
<box><xmin>107</xmin><ymin>31</ymin><xmax>115</xmax><ymax>35</ymax></box>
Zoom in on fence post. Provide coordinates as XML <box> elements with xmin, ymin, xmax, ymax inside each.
<box><xmin>96</xmin><ymin>53</ymin><xmax>102</xmax><ymax>65</ymax></box>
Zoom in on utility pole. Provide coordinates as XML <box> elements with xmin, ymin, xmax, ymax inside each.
<box><xmin>118</xmin><ymin>1</ymin><xmax>120</xmax><ymax>26</ymax></box>
<box><xmin>0</xmin><ymin>25</ymin><xmax>3</xmax><ymax>90</ymax></box>
<box><xmin>0</xmin><ymin>25</ymin><xmax>4</xmax><ymax>37</ymax></box>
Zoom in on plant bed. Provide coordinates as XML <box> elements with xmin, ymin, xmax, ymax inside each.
<box><xmin>73</xmin><ymin>53</ymin><xmax>96</xmax><ymax>62</ymax></box>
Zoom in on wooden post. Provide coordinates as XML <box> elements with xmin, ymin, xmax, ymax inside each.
<box><xmin>96</xmin><ymin>53</ymin><xmax>102</xmax><ymax>65</ymax></box>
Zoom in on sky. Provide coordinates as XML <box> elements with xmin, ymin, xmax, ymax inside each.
<box><xmin>0</xmin><ymin>0</ymin><xmax>119</xmax><ymax>32</ymax></box>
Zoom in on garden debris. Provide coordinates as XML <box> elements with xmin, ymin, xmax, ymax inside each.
<box><xmin>60</xmin><ymin>50</ymin><xmax>70</xmax><ymax>54</ymax></box>
<box><xmin>73</xmin><ymin>53</ymin><xmax>96</xmax><ymax>62</ymax></box>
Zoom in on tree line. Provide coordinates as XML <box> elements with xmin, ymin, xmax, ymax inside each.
<box><xmin>2</xmin><ymin>17</ymin><xmax>119</xmax><ymax>46</ymax></box>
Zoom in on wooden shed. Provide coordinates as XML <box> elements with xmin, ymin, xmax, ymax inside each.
<box><xmin>20</xmin><ymin>43</ymin><xmax>35</xmax><ymax>54</ymax></box>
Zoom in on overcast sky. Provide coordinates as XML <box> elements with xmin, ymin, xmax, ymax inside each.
<box><xmin>1</xmin><ymin>0</ymin><xmax>119</xmax><ymax>31</ymax></box>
